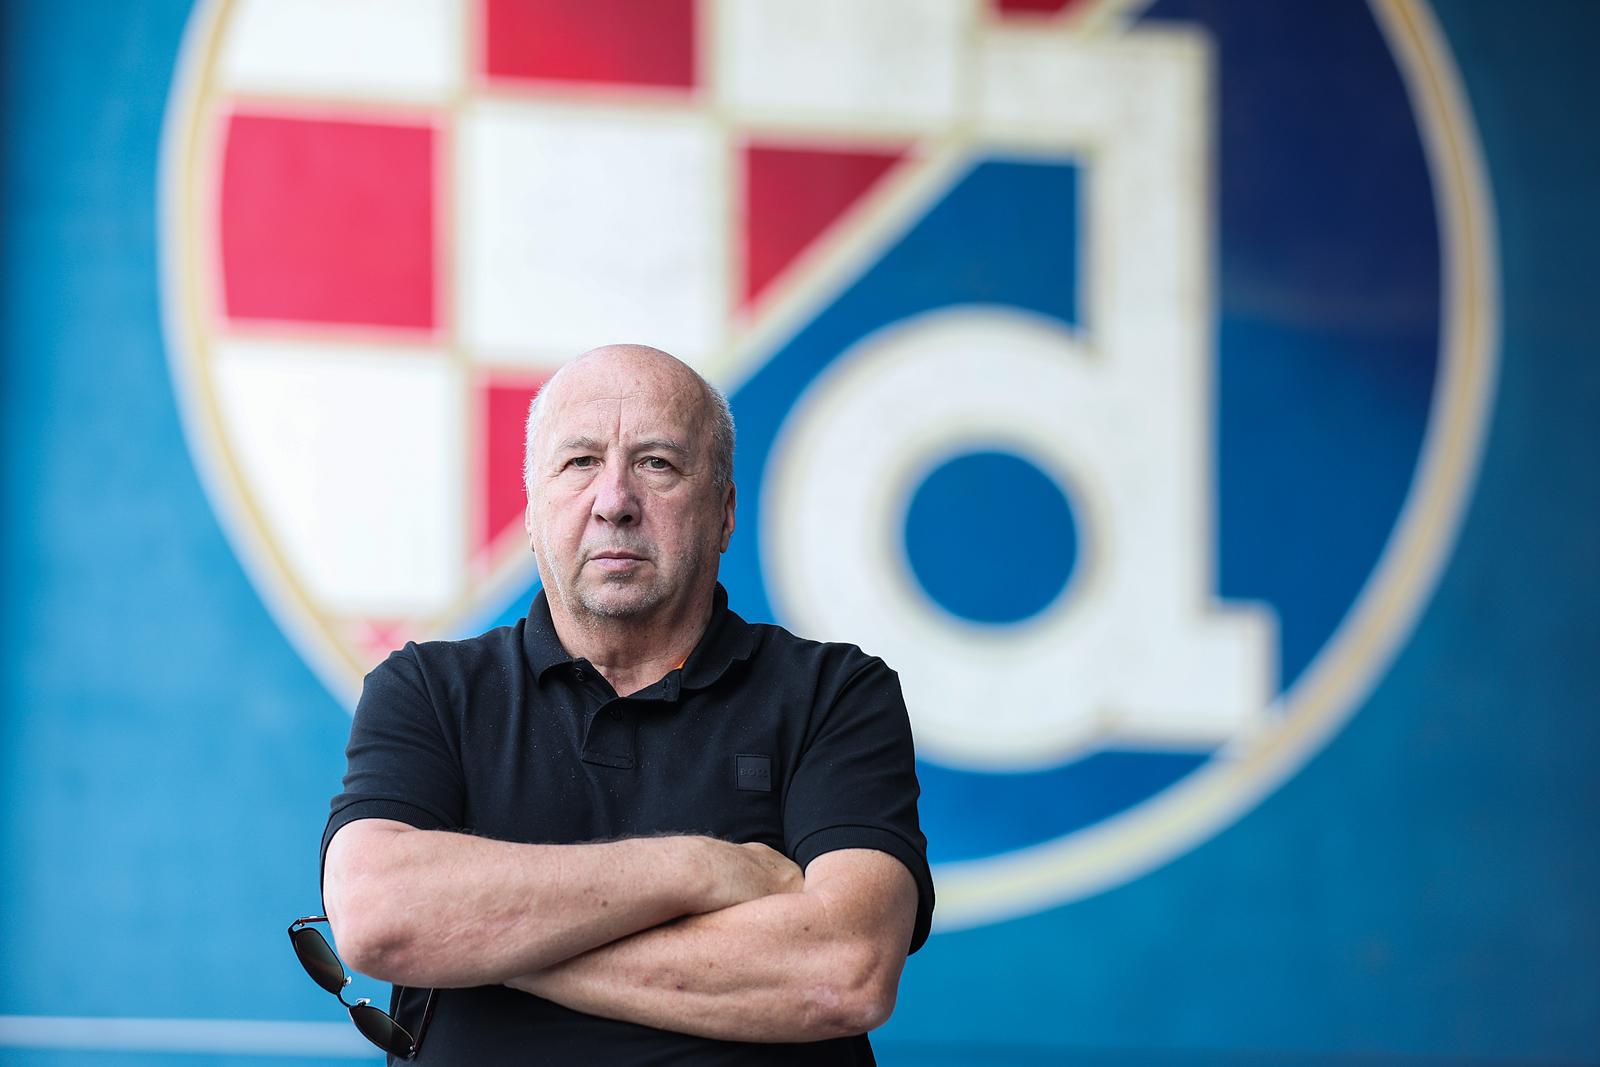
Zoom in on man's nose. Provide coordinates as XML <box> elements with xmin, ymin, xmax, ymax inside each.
<box><xmin>591</xmin><ymin>462</ymin><xmax>640</xmax><ymax>527</ymax></box>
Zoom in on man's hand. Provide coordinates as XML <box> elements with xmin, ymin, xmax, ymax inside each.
<box><xmin>506</xmin><ymin>848</ymin><xmax>919</xmax><ymax>1043</ymax></box>
<box><xmin>323</xmin><ymin>820</ymin><xmax>803</xmax><ymax>989</ymax></box>
<box><xmin>705</xmin><ymin>842</ymin><xmax>804</xmax><ymax>910</ymax></box>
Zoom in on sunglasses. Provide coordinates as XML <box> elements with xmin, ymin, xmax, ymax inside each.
<box><xmin>287</xmin><ymin>916</ymin><xmax>437</xmax><ymax>1060</ymax></box>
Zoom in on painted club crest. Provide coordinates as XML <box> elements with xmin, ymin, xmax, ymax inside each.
<box><xmin>161</xmin><ymin>0</ymin><xmax>1496</xmax><ymax>929</ymax></box>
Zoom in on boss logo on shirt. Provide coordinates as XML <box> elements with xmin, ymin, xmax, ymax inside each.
<box><xmin>735</xmin><ymin>754</ymin><xmax>772</xmax><ymax>793</ymax></box>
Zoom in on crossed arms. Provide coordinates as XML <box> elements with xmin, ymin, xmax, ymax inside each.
<box><xmin>322</xmin><ymin>818</ymin><xmax>919</xmax><ymax>1042</ymax></box>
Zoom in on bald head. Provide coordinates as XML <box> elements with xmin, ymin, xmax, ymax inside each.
<box><xmin>523</xmin><ymin>344</ymin><xmax>735</xmax><ymax>501</ymax></box>
<box><xmin>520</xmin><ymin>344</ymin><xmax>738</xmax><ymax>629</ymax></box>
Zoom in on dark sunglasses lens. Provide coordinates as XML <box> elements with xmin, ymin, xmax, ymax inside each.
<box><xmin>290</xmin><ymin>928</ymin><xmax>347</xmax><ymax>996</ymax></box>
<box><xmin>351</xmin><ymin>1003</ymin><xmax>416</xmax><ymax>1058</ymax></box>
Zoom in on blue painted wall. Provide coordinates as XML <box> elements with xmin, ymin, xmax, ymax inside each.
<box><xmin>2</xmin><ymin>2</ymin><xmax>1596</xmax><ymax>1064</ymax></box>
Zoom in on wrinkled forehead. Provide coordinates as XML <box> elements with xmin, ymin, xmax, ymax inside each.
<box><xmin>538</xmin><ymin>355</ymin><xmax>710</xmax><ymax>452</ymax></box>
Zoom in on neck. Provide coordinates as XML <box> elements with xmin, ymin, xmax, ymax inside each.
<box><xmin>547</xmin><ymin>585</ymin><xmax>716</xmax><ymax>697</ymax></box>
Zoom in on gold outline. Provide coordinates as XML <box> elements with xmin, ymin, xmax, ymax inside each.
<box><xmin>158</xmin><ymin>0</ymin><xmax>1498</xmax><ymax>927</ymax></box>
<box><xmin>162</xmin><ymin>0</ymin><xmax>472</xmax><ymax>704</ymax></box>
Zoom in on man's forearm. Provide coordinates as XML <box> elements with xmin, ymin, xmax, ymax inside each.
<box><xmin>506</xmin><ymin>849</ymin><xmax>918</xmax><ymax>1043</ymax></box>
<box><xmin>323</xmin><ymin>820</ymin><xmax>799</xmax><ymax>988</ymax></box>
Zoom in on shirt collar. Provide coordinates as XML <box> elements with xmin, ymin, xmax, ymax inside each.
<box><xmin>679</xmin><ymin>583</ymin><xmax>758</xmax><ymax>691</ymax></box>
<box><xmin>522</xmin><ymin>582</ymin><xmax>757</xmax><ymax>694</ymax></box>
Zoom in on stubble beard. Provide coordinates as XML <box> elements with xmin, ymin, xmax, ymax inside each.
<box><xmin>538</xmin><ymin>529</ymin><xmax>710</xmax><ymax>624</ymax></box>
<box><xmin>575</xmin><ymin>568</ymin><xmax>669</xmax><ymax>619</ymax></box>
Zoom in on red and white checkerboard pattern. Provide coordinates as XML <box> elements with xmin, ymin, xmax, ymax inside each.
<box><xmin>184</xmin><ymin>0</ymin><xmax>1098</xmax><ymax>675</ymax></box>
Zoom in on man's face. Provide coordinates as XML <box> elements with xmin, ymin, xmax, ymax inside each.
<box><xmin>525</xmin><ymin>349</ymin><xmax>733</xmax><ymax>625</ymax></box>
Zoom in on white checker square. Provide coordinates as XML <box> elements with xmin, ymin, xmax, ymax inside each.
<box><xmin>718</xmin><ymin>0</ymin><xmax>968</xmax><ymax>129</ymax></box>
<box><xmin>218</xmin><ymin>0</ymin><xmax>461</xmax><ymax>101</ymax></box>
<box><xmin>214</xmin><ymin>341</ymin><xmax>464</xmax><ymax>617</ymax></box>
<box><xmin>457</xmin><ymin>101</ymin><xmax>726</xmax><ymax>365</ymax></box>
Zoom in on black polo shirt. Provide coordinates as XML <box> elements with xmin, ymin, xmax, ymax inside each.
<box><xmin>323</xmin><ymin>583</ymin><xmax>933</xmax><ymax>1065</ymax></box>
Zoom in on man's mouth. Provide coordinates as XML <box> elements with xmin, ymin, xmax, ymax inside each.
<box><xmin>587</xmin><ymin>550</ymin><xmax>648</xmax><ymax>572</ymax></box>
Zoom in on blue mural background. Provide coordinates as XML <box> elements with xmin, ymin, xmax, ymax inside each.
<box><xmin>2</xmin><ymin>1</ymin><xmax>1597</xmax><ymax>1064</ymax></box>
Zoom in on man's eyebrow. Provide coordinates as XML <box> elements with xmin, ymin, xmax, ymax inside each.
<box><xmin>550</xmin><ymin>436</ymin><xmax>690</xmax><ymax>457</ymax></box>
<box><xmin>633</xmin><ymin>438</ymin><xmax>689</xmax><ymax>456</ymax></box>
<box><xmin>553</xmin><ymin>435</ymin><xmax>604</xmax><ymax>453</ymax></box>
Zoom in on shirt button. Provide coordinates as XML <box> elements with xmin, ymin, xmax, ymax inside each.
<box><xmin>573</xmin><ymin>667</ymin><xmax>584</xmax><ymax>679</ymax></box>
<box><xmin>609</xmin><ymin>708</ymin><xmax>622</xmax><ymax>721</ymax></box>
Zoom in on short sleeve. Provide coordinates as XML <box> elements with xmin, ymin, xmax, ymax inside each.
<box><xmin>320</xmin><ymin>644</ymin><xmax>467</xmax><ymax>885</ymax></box>
<box><xmin>784</xmin><ymin>654</ymin><xmax>935</xmax><ymax>954</ymax></box>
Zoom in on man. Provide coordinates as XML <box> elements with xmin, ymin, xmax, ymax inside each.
<box><xmin>321</xmin><ymin>344</ymin><xmax>933</xmax><ymax>1063</ymax></box>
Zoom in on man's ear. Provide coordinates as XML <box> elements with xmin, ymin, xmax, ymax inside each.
<box><xmin>524</xmin><ymin>495</ymin><xmax>538</xmax><ymax>551</ymax></box>
<box><xmin>719</xmin><ymin>482</ymin><xmax>736</xmax><ymax>553</ymax></box>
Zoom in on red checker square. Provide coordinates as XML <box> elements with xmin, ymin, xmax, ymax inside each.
<box><xmin>220</xmin><ymin>113</ymin><xmax>436</xmax><ymax>330</ymax></box>
<box><xmin>743</xmin><ymin>143</ymin><xmax>906</xmax><ymax>308</ymax></box>
<box><xmin>482</xmin><ymin>0</ymin><xmax>697</xmax><ymax>89</ymax></box>
<box><xmin>478</xmin><ymin>375</ymin><xmax>550</xmax><ymax>558</ymax></box>
<box><xmin>995</xmin><ymin>0</ymin><xmax>1082</xmax><ymax>13</ymax></box>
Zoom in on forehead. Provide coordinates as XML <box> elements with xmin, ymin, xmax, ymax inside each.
<box><xmin>540</xmin><ymin>354</ymin><xmax>707</xmax><ymax>446</ymax></box>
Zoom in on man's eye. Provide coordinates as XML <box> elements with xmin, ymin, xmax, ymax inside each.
<box><xmin>642</xmin><ymin>457</ymin><xmax>672</xmax><ymax>471</ymax></box>
<box><xmin>568</xmin><ymin>456</ymin><xmax>597</xmax><ymax>469</ymax></box>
